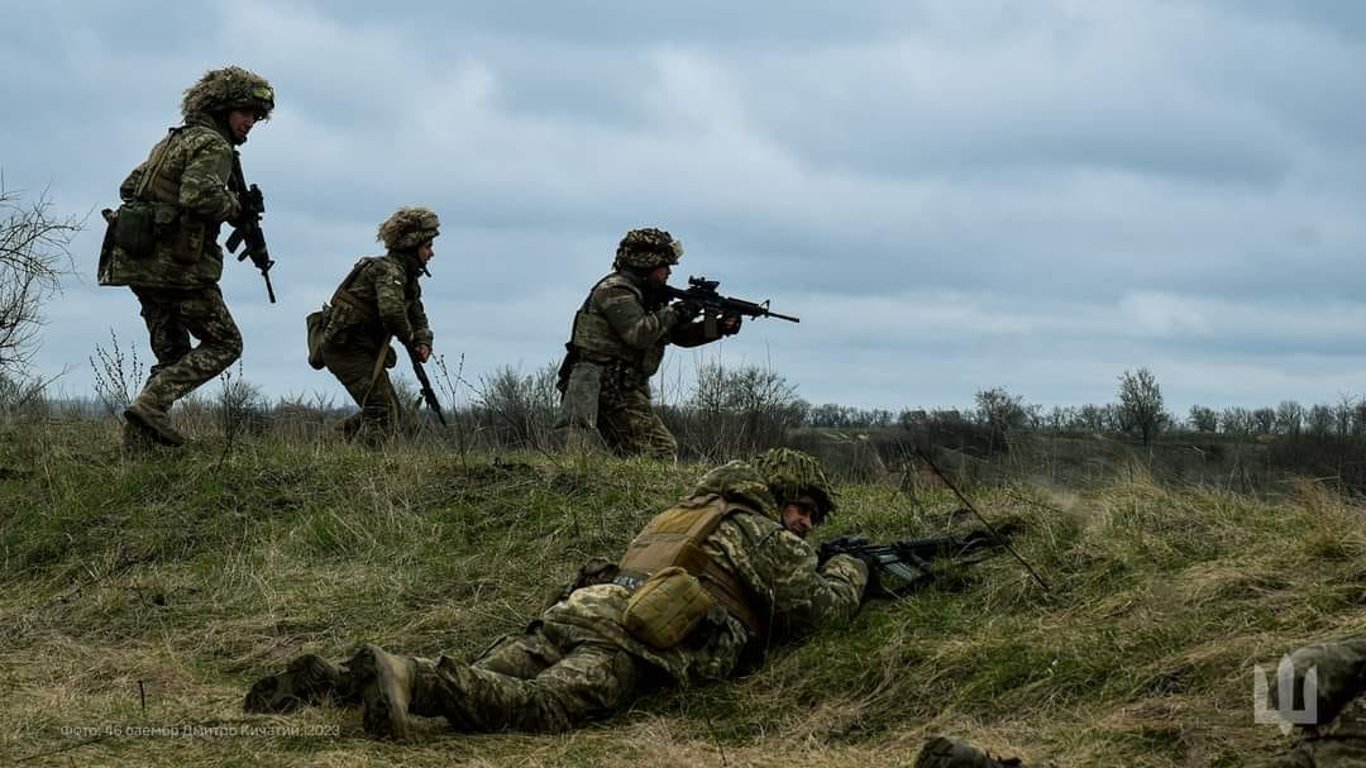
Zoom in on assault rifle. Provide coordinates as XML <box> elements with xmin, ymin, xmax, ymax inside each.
<box><xmin>662</xmin><ymin>276</ymin><xmax>799</xmax><ymax>323</ymax></box>
<box><xmin>407</xmin><ymin>346</ymin><xmax>447</xmax><ymax>427</ymax></box>
<box><xmin>226</xmin><ymin>156</ymin><xmax>276</xmax><ymax>303</ymax></box>
<box><xmin>818</xmin><ymin>528</ymin><xmax>1009</xmax><ymax>599</ymax></box>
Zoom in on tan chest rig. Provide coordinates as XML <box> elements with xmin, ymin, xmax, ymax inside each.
<box><xmin>615</xmin><ymin>494</ymin><xmax>766</xmax><ymax>648</ymax></box>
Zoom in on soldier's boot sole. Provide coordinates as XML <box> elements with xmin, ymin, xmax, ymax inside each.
<box><xmin>914</xmin><ymin>736</ymin><xmax>1024</xmax><ymax>768</ymax></box>
<box><xmin>243</xmin><ymin>653</ymin><xmax>346</xmax><ymax>714</ymax></box>
<box><xmin>124</xmin><ymin>401</ymin><xmax>186</xmax><ymax>447</ymax></box>
<box><xmin>347</xmin><ymin>643</ymin><xmax>415</xmax><ymax>741</ymax></box>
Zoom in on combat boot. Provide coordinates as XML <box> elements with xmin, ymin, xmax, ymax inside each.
<box><xmin>121</xmin><ymin>420</ymin><xmax>158</xmax><ymax>458</ymax></box>
<box><xmin>914</xmin><ymin>736</ymin><xmax>1023</xmax><ymax>768</ymax></box>
<box><xmin>347</xmin><ymin>643</ymin><xmax>418</xmax><ymax>741</ymax></box>
<box><xmin>124</xmin><ymin>398</ymin><xmax>185</xmax><ymax>447</ymax></box>
<box><xmin>244</xmin><ymin>653</ymin><xmax>350</xmax><ymax>713</ymax></box>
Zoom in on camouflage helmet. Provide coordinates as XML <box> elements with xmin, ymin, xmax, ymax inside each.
<box><xmin>614</xmin><ymin>227</ymin><xmax>684</xmax><ymax>270</ymax></box>
<box><xmin>378</xmin><ymin>207</ymin><xmax>441</xmax><ymax>251</ymax></box>
<box><xmin>181</xmin><ymin>66</ymin><xmax>275</xmax><ymax>119</ymax></box>
<box><xmin>752</xmin><ymin>448</ymin><xmax>837</xmax><ymax>519</ymax></box>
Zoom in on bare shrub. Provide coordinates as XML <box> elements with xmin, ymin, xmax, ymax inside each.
<box><xmin>467</xmin><ymin>363</ymin><xmax>559</xmax><ymax>451</ymax></box>
<box><xmin>665</xmin><ymin>361</ymin><xmax>805</xmax><ymax>461</ymax></box>
<box><xmin>89</xmin><ymin>329</ymin><xmax>144</xmax><ymax>417</ymax></box>
<box><xmin>0</xmin><ymin>182</ymin><xmax>80</xmax><ymax>377</ymax></box>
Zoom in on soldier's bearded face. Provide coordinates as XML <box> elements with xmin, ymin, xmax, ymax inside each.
<box><xmin>227</xmin><ymin>109</ymin><xmax>257</xmax><ymax>143</ymax></box>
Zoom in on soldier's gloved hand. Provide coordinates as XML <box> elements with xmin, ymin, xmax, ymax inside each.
<box><xmin>671</xmin><ymin>299</ymin><xmax>702</xmax><ymax>323</ymax></box>
<box><xmin>721</xmin><ymin>313</ymin><xmax>742</xmax><ymax>336</ymax></box>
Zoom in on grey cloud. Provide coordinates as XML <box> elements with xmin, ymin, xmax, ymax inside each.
<box><xmin>10</xmin><ymin>0</ymin><xmax>1366</xmax><ymax>417</ymax></box>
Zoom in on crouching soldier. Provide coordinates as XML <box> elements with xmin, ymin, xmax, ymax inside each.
<box><xmin>310</xmin><ymin>207</ymin><xmax>438</xmax><ymax>444</ymax></box>
<box><xmin>243</xmin><ymin>448</ymin><xmax>867</xmax><ymax>738</ymax></box>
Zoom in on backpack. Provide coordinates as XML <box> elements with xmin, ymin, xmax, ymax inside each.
<box><xmin>305</xmin><ymin>304</ymin><xmax>332</xmax><ymax>369</ymax></box>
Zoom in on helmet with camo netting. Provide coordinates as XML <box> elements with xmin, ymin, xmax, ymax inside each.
<box><xmin>614</xmin><ymin>227</ymin><xmax>684</xmax><ymax>270</ymax></box>
<box><xmin>752</xmin><ymin>448</ymin><xmax>837</xmax><ymax>520</ymax></box>
<box><xmin>378</xmin><ymin>207</ymin><xmax>441</xmax><ymax>251</ymax></box>
<box><xmin>181</xmin><ymin>66</ymin><xmax>275</xmax><ymax>119</ymax></box>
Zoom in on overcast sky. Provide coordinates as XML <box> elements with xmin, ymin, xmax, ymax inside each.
<box><xmin>4</xmin><ymin>0</ymin><xmax>1366</xmax><ymax>415</ymax></box>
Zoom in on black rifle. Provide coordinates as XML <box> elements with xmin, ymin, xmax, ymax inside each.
<box><xmin>818</xmin><ymin>529</ymin><xmax>1008</xmax><ymax>599</ymax></box>
<box><xmin>407</xmin><ymin>346</ymin><xmax>447</xmax><ymax>426</ymax></box>
<box><xmin>225</xmin><ymin>155</ymin><xmax>276</xmax><ymax>303</ymax></box>
<box><xmin>662</xmin><ymin>276</ymin><xmax>800</xmax><ymax>323</ymax></box>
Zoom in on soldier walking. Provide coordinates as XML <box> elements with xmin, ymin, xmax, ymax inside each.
<box><xmin>100</xmin><ymin>66</ymin><xmax>274</xmax><ymax>450</ymax></box>
<box><xmin>312</xmin><ymin>207</ymin><xmax>439</xmax><ymax>444</ymax></box>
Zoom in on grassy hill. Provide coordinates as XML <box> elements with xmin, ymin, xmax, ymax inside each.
<box><xmin>3</xmin><ymin>420</ymin><xmax>1364</xmax><ymax>766</ymax></box>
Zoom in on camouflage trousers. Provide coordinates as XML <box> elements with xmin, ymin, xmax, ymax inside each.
<box><xmin>131</xmin><ymin>285</ymin><xmax>242</xmax><ymax>411</ymax></box>
<box><xmin>597</xmin><ymin>373</ymin><xmax>676</xmax><ymax>460</ymax></box>
<box><xmin>398</xmin><ymin>620</ymin><xmax>646</xmax><ymax>733</ymax></box>
<box><xmin>321</xmin><ymin>343</ymin><xmax>400</xmax><ymax>442</ymax></box>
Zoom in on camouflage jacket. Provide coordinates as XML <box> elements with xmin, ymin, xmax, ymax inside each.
<box><xmin>569</xmin><ymin>271</ymin><xmax>724</xmax><ymax>381</ymax></box>
<box><xmin>540</xmin><ymin>460</ymin><xmax>867</xmax><ymax>685</ymax></box>
<box><xmin>326</xmin><ymin>252</ymin><xmax>434</xmax><ymax>351</ymax></box>
<box><xmin>114</xmin><ymin>113</ymin><xmax>242</xmax><ymax>288</ymax></box>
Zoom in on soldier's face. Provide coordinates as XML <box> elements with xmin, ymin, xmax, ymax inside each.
<box><xmin>646</xmin><ymin>264</ymin><xmax>671</xmax><ymax>286</ymax></box>
<box><xmin>781</xmin><ymin>503</ymin><xmax>817</xmax><ymax>539</ymax></box>
<box><xmin>417</xmin><ymin>241</ymin><xmax>435</xmax><ymax>264</ymax></box>
<box><xmin>227</xmin><ymin>109</ymin><xmax>258</xmax><ymax>143</ymax></box>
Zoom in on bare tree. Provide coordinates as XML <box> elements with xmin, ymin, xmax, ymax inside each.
<box><xmin>0</xmin><ymin>181</ymin><xmax>81</xmax><ymax>377</ymax></box>
<box><xmin>1117</xmin><ymin>367</ymin><xmax>1166</xmax><ymax>446</ymax></box>
<box><xmin>1275</xmin><ymin>400</ymin><xmax>1304</xmax><ymax>436</ymax></box>
<box><xmin>1188</xmin><ymin>405</ymin><xmax>1217</xmax><ymax>433</ymax></box>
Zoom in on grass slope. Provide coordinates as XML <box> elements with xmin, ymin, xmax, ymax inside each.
<box><xmin>2</xmin><ymin>422</ymin><xmax>1364</xmax><ymax>767</ymax></box>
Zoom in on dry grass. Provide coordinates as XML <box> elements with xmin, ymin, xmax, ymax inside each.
<box><xmin>2</xmin><ymin>420</ymin><xmax>1365</xmax><ymax>766</ymax></box>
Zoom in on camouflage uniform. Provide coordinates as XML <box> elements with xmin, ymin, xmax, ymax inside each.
<box><xmin>558</xmin><ymin>227</ymin><xmax>736</xmax><ymax>459</ymax></box>
<box><xmin>319</xmin><ymin>208</ymin><xmax>438</xmax><ymax>443</ymax></box>
<box><xmin>100</xmin><ymin>66</ymin><xmax>274</xmax><ymax>448</ymax></box>
<box><xmin>245</xmin><ymin>449</ymin><xmax>868</xmax><ymax>736</ymax></box>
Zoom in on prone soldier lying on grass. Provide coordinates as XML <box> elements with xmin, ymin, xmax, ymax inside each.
<box><xmin>243</xmin><ymin>448</ymin><xmax>868</xmax><ymax>738</ymax></box>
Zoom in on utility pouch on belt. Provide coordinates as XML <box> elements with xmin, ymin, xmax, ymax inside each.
<box><xmin>111</xmin><ymin>201</ymin><xmax>158</xmax><ymax>260</ymax></box>
<box><xmin>622</xmin><ymin>566</ymin><xmax>712</xmax><ymax>650</ymax></box>
<box><xmin>305</xmin><ymin>304</ymin><xmax>332</xmax><ymax>370</ymax></box>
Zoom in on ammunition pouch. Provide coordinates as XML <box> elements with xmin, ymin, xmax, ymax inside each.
<box><xmin>620</xmin><ymin>566</ymin><xmax>712</xmax><ymax>650</ymax></box>
<box><xmin>112</xmin><ymin>201</ymin><xmax>158</xmax><ymax>259</ymax></box>
<box><xmin>98</xmin><ymin>202</ymin><xmax>186</xmax><ymax>287</ymax></box>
